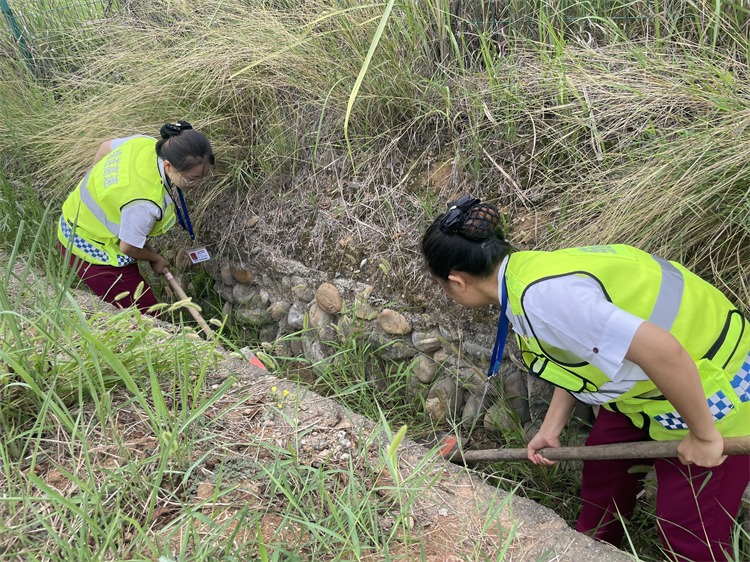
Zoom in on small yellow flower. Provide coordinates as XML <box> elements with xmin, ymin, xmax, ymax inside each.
<box><xmin>283</xmin><ymin>390</ymin><xmax>289</xmax><ymax>396</ymax></box>
<box><xmin>277</xmin><ymin>403</ymin><xmax>282</xmax><ymax>408</ymax></box>
<box><xmin>271</xmin><ymin>386</ymin><xmax>277</xmax><ymax>392</ymax></box>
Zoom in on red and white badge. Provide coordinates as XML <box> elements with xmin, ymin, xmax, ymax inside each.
<box><xmin>187</xmin><ymin>246</ymin><xmax>211</xmax><ymax>264</ymax></box>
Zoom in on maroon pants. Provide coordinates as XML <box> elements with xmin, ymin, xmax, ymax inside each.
<box><xmin>577</xmin><ymin>407</ymin><xmax>750</xmax><ymax>561</ymax></box>
<box><xmin>59</xmin><ymin>243</ymin><xmax>159</xmax><ymax>315</ymax></box>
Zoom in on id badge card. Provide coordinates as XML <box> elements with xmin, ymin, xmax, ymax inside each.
<box><xmin>187</xmin><ymin>246</ymin><xmax>211</xmax><ymax>264</ymax></box>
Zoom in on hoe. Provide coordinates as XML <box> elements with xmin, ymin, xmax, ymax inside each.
<box><xmin>438</xmin><ymin>434</ymin><xmax>750</xmax><ymax>464</ymax></box>
<box><xmin>164</xmin><ymin>268</ymin><xmax>214</xmax><ymax>338</ymax></box>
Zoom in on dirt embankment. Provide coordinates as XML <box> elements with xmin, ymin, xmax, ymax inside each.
<box><xmin>1</xmin><ymin>250</ymin><xmax>630</xmax><ymax>560</ymax></box>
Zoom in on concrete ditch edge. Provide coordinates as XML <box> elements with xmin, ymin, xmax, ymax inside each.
<box><xmin>213</xmin><ymin>357</ymin><xmax>634</xmax><ymax>562</ymax></box>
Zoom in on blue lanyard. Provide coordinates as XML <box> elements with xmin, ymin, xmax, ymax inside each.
<box><xmin>488</xmin><ymin>276</ymin><xmax>510</xmax><ymax>380</ymax></box>
<box><xmin>165</xmin><ymin>177</ymin><xmax>195</xmax><ymax>241</ymax></box>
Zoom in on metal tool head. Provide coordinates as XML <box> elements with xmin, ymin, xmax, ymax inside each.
<box><xmin>414</xmin><ymin>431</ymin><xmax>468</xmax><ymax>458</ymax></box>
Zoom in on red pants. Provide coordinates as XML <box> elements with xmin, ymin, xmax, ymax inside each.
<box><xmin>59</xmin><ymin>243</ymin><xmax>159</xmax><ymax>315</ymax></box>
<box><xmin>577</xmin><ymin>407</ymin><xmax>750</xmax><ymax>561</ymax></box>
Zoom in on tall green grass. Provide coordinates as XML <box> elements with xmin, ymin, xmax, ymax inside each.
<box><xmin>0</xmin><ymin>0</ymin><xmax>119</xmax><ymax>71</ymax></box>
<box><xmin>0</xmin><ymin>223</ymin><xmax>530</xmax><ymax>560</ymax></box>
<box><xmin>3</xmin><ymin>1</ymin><xmax>750</xmax><ymax>305</ymax></box>
<box><xmin>2</xmin><ymin>1</ymin><xmax>750</xmax><ymax>558</ymax></box>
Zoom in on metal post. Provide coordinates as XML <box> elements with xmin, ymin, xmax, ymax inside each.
<box><xmin>0</xmin><ymin>0</ymin><xmax>32</xmax><ymax>64</ymax></box>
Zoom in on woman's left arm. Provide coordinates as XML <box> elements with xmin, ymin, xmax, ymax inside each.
<box><xmin>625</xmin><ymin>322</ymin><xmax>726</xmax><ymax>467</ymax></box>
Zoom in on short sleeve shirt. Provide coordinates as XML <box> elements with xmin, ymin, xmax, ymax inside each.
<box><xmin>498</xmin><ymin>257</ymin><xmax>648</xmax><ymax>384</ymax></box>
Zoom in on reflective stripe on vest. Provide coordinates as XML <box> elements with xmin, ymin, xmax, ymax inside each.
<box><xmin>78</xmin><ymin>169</ymin><xmax>121</xmax><ymax>237</ymax></box>
<box><xmin>59</xmin><ymin>215</ymin><xmax>136</xmax><ymax>266</ymax></box>
<box><xmin>59</xmin><ymin>215</ymin><xmax>109</xmax><ymax>263</ymax></box>
<box><xmin>163</xmin><ymin>193</ymin><xmax>173</xmax><ymax>212</ymax></box>
<box><xmin>731</xmin><ymin>357</ymin><xmax>750</xmax><ymax>403</ymax></box>
<box><xmin>649</xmin><ymin>256</ymin><xmax>684</xmax><ymax>331</ymax></box>
<box><xmin>652</xmin><ymin>350</ymin><xmax>750</xmax><ymax>430</ymax></box>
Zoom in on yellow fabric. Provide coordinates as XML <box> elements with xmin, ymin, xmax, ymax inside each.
<box><xmin>58</xmin><ymin>137</ymin><xmax>176</xmax><ymax>266</ymax></box>
<box><xmin>507</xmin><ymin>244</ymin><xmax>750</xmax><ymax>440</ymax></box>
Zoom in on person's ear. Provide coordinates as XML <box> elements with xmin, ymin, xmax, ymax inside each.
<box><xmin>447</xmin><ymin>273</ymin><xmax>467</xmax><ymax>293</ymax></box>
<box><xmin>163</xmin><ymin>160</ymin><xmax>173</xmax><ymax>174</ymax></box>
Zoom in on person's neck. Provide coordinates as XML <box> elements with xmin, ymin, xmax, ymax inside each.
<box><xmin>475</xmin><ymin>261</ymin><xmax>503</xmax><ymax>306</ymax></box>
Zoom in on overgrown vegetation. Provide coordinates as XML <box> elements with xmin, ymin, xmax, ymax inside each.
<box><xmin>4</xmin><ymin>0</ymin><xmax>750</xmax><ymax>303</ymax></box>
<box><xmin>0</xmin><ymin>219</ymin><xmax>645</xmax><ymax>560</ymax></box>
<box><xmin>3</xmin><ymin>0</ymin><xmax>750</xmax><ymax>559</ymax></box>
<box><xmin>1</xmin><ymin>226</ymin><xmax>535</xmax><ymax>560</ymax></box>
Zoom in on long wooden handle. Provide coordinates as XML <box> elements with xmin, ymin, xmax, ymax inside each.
<box><xmin>164</xmin><ymin>268</ymin><xmax>213</xmax><ymax>338</ymax></box>
<box><xmin>449</xmin><ymin>436</ymin><xmax>750</xmax><ymax>464</ymax></box>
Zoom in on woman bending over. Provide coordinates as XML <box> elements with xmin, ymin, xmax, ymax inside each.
<box><xmin>58</xmin><ymin>121</ymin><xmax>213</xmax><ymax>314</ymax></box>
<box><xmin>421</xmin><ymin>196</ymin><xmax>750</xmax><ymax>562</ymax></box>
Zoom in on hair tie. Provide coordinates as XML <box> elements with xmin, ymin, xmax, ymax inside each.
<box><xmin>160</xmin><ymin>120</ymin><xmax>193</xmax><ymax>140</ymax></box>
<box><xmin>439</xmin><ymin>195</ymin><xmax>480</xmax><ymax>234</ymax></box>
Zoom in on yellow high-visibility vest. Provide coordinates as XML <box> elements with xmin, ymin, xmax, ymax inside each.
<box><xmin>506</xmin><ymin>244</ymin><xmax>750</xmax><ymax>440</ymax></box>
<box><xmin>58</xmin><ymin>136</ymin><xmax>176</xmax><ymax>267</ymax></box>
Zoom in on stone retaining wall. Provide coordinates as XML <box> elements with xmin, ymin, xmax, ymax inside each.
<box><xmin>199</xmin><ymin>255</ymin><xmax>584</xmax><ymax>438</ymax></box>
<box><xmin>198</xmin><ymin>253</ymin><xmax>749</xmax><ymax>541</ymax></box>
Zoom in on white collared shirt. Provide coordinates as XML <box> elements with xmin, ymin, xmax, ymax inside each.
<box><xmin>497</xmin><ymin>255</ymin><xmax>648</xmax><ymax>384</ymax></box>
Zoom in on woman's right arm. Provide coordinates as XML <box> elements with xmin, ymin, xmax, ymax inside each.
<box><xmin>119</xmin><ymin>241</ymin><xmax>169</xmax><ymax>275</ymax></box>
<box><xmin>93</xmin><ymin>140</ymin><xmax>113</xmax><ymax>166</ymax></box>
<box><xmin>625</xmin><ymin>322</ymin><xmax>725</xmax><ymax>467</ymax></box>
<box><xmin>527</xmin><ymin>387</ymin><xmax>578</xmax><ymax>465</ymax></box>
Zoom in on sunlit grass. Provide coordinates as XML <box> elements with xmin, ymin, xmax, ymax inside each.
<box><xmin>1</xmin><ymin>1</ymin><xmax>750</xmax><ymax>559</ymax></box>
<box><xmin>0</xmin><ymin>223</ymin><xmax>533</xmax><ymax>560</ymax></box>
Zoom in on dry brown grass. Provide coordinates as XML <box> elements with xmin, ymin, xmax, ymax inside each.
<box><xmin>3</xmin><ymin>1</ymin><xmax>750</xmax><ymax>309</ymax></box>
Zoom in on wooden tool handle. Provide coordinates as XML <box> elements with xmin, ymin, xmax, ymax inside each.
<box><xmin>452</xmin><ymin>436</ymin><xmax>750</xmax><ymax>464</ymax></box>
<box><xmin>164</xmin><ymin>268</ymin><xmax>213</xmax><ymax>338</ymax></box>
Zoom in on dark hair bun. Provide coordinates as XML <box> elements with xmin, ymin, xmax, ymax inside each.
<box><xmin>460</xmin><ymin>203</ymin><xmax>501</xmax><ymax>241</ymax></box>
<box><xmin>439</xmin><ymin>196</ymin><xmax>501</xmax><ymax>241</ymax></box>
<box><xmin>422</xmin><ymin>197</ymin><xmax>512</xmax><ymax>281</ymax></box>
<box><xmin>160</xmin><ymin>120</ymin><xmax>193</xmax><ymax>139</ymax></box>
